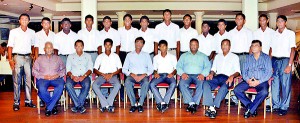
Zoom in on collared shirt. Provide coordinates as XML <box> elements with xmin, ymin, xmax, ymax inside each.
<box><xmin>229</xmin><ymin>26</ymin><xmax>253</xmax><ymax>53</ymax></box>
<box><xmin>118</xmin><ymin>26</ymin><xmax>139</xmax><ymax>52</ymax></box>
<box><xmin>66</xmin><ymin>52</ymin><xmax>93</xmax><ymax>76</ymax></box>
<box><xmin>179</xmin><ymin>27</ymin><xmax>198</xmax><ymax>52</ymax></box>
<box><xmin>94</xmin><ymin>52</ymin><xmax>122</xmax><ymax>73</ymax></box>
<box><xmin>176</xmin><ymin>51</ymin><xmax>211</xmax><ymax>76</ymax></box>
<box><xmin>54</xmin><ymin>30</ymin><xmax>78</xmax><ymax>55</ymax></box>
<box><xmin>155</xmin><ymin>22</ymin><xmax>180</xmax><ymax>48</ymax></box>
<box><xmin>211</xmin><ymin>52</ymin><xmax>240</xmax><ymax>76</ymax></box>
<box><xmin>78</xmin><ymin>28</ymin><xmax>101</xmax><ymax>51</ymax></box>
<box><xmin>153</xmin><ymin>52</ymin><xmax>177</xmax><ymax>74</ymax></box>
<box><xmin>138</xmin><ymin>28</ymin><xmax>158</xmax><ymax>53</ymax></box>
<box><xmin>32</xmin><ymin>55</ymin><xmax>65</xmax><ymax>79</ymax></box>
<box><xmin>122</xmin><ymin>50</ymin><xmax>153</xmax><ymax>76</ymax></box>
<box><xmin>242</xmin><ymin>52</ymin><xmax>272</xmax><ymax>83</ymax></box>
<box><xmin>99</xmin><ymin>27</ymin><xmax>121</xmax><ymax>53</ymax></box>
<box><xmin>34</xmin><ymin>29</ymin><xmax>56</xmax><ymax>54</ymax></box>
<box><xmin>271</xmin><ymin>28</ymin><xmax>296</xmax><ymax>58</ymax></box>
<box><xmin>253</xmin><ymin>27</ymin><xmax>275</xmax><ymax>54</ymax></box>
<box><xmin>197</xmin><ymin>33</ymin><xmax>216</xmax><ymax>56</ymax></box>
<box><xmin>7</xmin><ymin>27</ymin><xmax>35</xmax><ymax>54</ymax></box>
<box><xmin>214</xmin><ymin>31</ymin><xmax>229</xmax><ymax>54</ymax></box>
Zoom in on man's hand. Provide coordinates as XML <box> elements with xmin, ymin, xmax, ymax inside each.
<box><xmin>197</xmin><ymin>74</ymin><xmax>205</xmax><ymax>81</ymax></box>
<box><xmin>136</xmin><ymin>74</ymin><xmax>146</xmax><ymax>82</ymax></box>
<box><xmin>104</xmin><ymin>73</ymin><xmax>113</xmax><ymax>81</ymax></box>
<box><xmin>206</xmin><ymin>74</ymin><xmax>214</xmax><ymax>80</ymax></box>
<box><xmin>44</xmin><ymin>75</ymin><xmax>51</xmax><ymax>80</ymax></box>
<box><xmin>49</xmin><ymin>74</ymin><xmax>59</xmax><ymax>80</ymax></box>
<box><xmin>154</xmin><ymin>73</ymin><xmax>160</xmax><ymax>79</ymax></box>
<box><xmin>181</xmin><ymin>73</ymin><xmax>189</xmax><ymax>80</ymax></box>
<box><xmin>225</xmin><ymin>75</ymin><xmax>234</xmax><ymax>85</ymax></box>
<box><xmin>130</xmin><ymin>73</ymin><xmax>139</xmax><ymax>82</ymax></box>
<box><xmin>9</xmin><ymin>60</ymin><xmax>15</xmax><ymax>70</ymax></box>
<box><xmin>78</xmin><ymin>76</ymin><xmax>85</xmax><ymax>82</ymax></box>
<box><xmin>284</xmin><ymin>66</ymin><xmax>292</xmax><ymax>74</ymax></box>
<box><xmin>167</xmin><ymin>73</ymin><xmax>174</xmax><ymax>78</ymax></box>
<box><xmin>72</xmin><ymin>76</ymin><xmax>80</xmax><ymax>82</ymax></box>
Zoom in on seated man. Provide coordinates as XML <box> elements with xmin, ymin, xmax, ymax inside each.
<box><xmin>92</xmin><ymin>38</ymin><xmax>121</xmax><ymax>113</ymax></box>
<box><xmin>234</xmin><ymin>40</ymin><xmax>272</xmax><ymax>118</ymax></box>
<box><xmin>150</xmin><ymin>40</ymin><xmax>177</xmax><ymax>113</ymax></box>
<box><xmin>123</xmin><ymin>37</ymin><xmax>153</xmax><ymax>113</ymax></box>
<box><xmin>203</xmin><ymin>39</ymin><xmax>240</xmax><ymax>119</ymax></box>
<box><xmin>177</xmin><ymin>38</ymin><xmax>211</xmax><ymax>114</ymax></box>
<box><xmin>65</xmin><ymin>40</ymin><xmax>93</xmax><ymax>114</ymax></box>
<box><xmin>32</xmin><ymin>42</ymin><xmax>65</xmax><ymax>116</ymax></box>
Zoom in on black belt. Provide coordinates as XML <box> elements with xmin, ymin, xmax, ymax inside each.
<box><xmin>273</xmin><ymin>57</ymin><xmax>289</xmax><ymax>60</ymax></box>
<box><xmin>168</xmin><ymin>48</ymin><xmax>176</xmax><ymax>50</ymax></box>
<box><xmin>233</xmin><ymin>52</ymin><xmax>249</xmax><ymax>56</ymax></box>
<box><xmin>60</xmin><ymin>54</ymin><xmax>69</xmax><ymax>56</ymax></box>
<box><xmin>13</xmin><ymin>53</ymin><xmax>30</xmax><ymax>56</ymax></box>
<box><xmin>85</xmin><ymin>51</ymin><xmax>97</xmax><ymax>53</ymax></box>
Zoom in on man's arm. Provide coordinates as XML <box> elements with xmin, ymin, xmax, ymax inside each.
<box><xmin>176</xmin><ymin>41</ymin><xmax>180</xmax><ymax>60</ymax></box>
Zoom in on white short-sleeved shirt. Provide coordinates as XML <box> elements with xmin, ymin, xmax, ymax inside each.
<box><xmin>118</xmin><ymin>26</ymin><xmax>139</xmax><ymax>52</ymax></box>
<box><xmin>229</xmin><ymin>26</ymin><xmax>253</xmax><ymax>53</ymax></box>
<box><xmin>138</xmin><ymin>28</ymin><xmax>158</xmax><ymax>54</ymax></box>
<box><xmin>197</xmin><ymin>33</ymin><xmax>216</xmax><ymax>56</ymax></box>
<box><xmin>253</xmin><ymin>27</ymin><xmax>275</xmax><ymax>54</ymax></box>
<box><xmin>54</xmin><ymin>30</ymin><xmax>78</xmax><ymax>55</ymax></box>
<box><xmin>153</xmin><ymin>52</ymin><xmax>177</xmax><ymax>74</ymax></box>
<box><xmin>271</xmin><ymin>28</ymin><xmax>296</xmax><ymax>58</ymax></box>
<box><xmin>211</xmin><ymin>52</ymin><xmax>240</xmax><ymax>76</ymax></box>
<box><xmin>179</xmin><ymin>27</ymin><xmax>198</xmax><ymax>52</ymax></box>
<box><xmin>7</xmin><ymin>27</ymin><xmax>35</xmax><ymax>54</ymax></box>
<box><xmin>99</xmin><ymin>27</ymin><xmax>121</xmax><ymax>53</ymax></box>
<box><xmin>214</xmin><ymin>31</ymin><xmax>229</xmax><ymax>54</ymax></box>
<box><xmin>155</xmin><ymin>22</ymin><xmax>180</xmax><ymax>49</ymax></box>
<box><xmin>94</xmin><ymin>52</ymin><xmax>122</xmax><ymax>73</ymax></box>
<box><xmin>34</xmin><ymin>29</ymin><xmax>55</xmax><ymax>54</ymax></box>
<box><xmin>77</xmin><ymin>28</ymin><xmax>101</xmax><ymax>51</ymax></box>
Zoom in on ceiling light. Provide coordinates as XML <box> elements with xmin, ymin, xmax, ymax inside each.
<box><xmin>41</xmin><ymin>7</ymin><xmax>44</xmax><ymax>12</ymax></box>
<box><xmin>3</xmin><ymin>3</ymin><xmax>7</xmax><ymax>6</ymax></box>
<box><xmin>29</xmin><ymin>4</ymin><xmax>33</xmax><ymax>10</ymax></box>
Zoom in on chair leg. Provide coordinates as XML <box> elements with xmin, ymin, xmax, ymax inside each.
<box><xmin>124</xmin><ymin>90</ymin><xmax>126</xmax><ymax>109</ymax></box>
<box><xmin>96</xmin><ymin>97</ymin><xmax>99</xmax><ymax>108</ymax></box>
<box><xmin>66</xmin><ymin>92</ymin><xmax>69</xmax><ymax>110</ymax></box>
<box><xmin>175</xmin><ymin>89</ymin><xmax>177</xmax><ymax>108</ymax></box>
<box><xmin>264</xmin><ymin>99</ymin><xmax>266</xmax><ymax>119</ymax></box>
<box><xmin>270</xmin><ymin>93</ymin><xmax>273</xmax><ymax>113</ymax></box>
<box><xmin>63</xmin><ymin>90</ymin><xmax>66</xmax><ymax>111</ymax></box>
<box><xmin>151</xmin><ymin>93</ymin><xmax>154</xmax><ymax>108</ymax></box>
<box><xmin>147</xmin><ymin>93</ymin><xmax>149</xmax><ymax>109</ymax></box>
<box><xmin>238</xmin><ymin>100</ymin><xmax>240</xmax><ymax>115</ymax></box>
<box><xmin>180</xmin><ymin>93</ymin><xmax>182</xmax><ymax>109</ymax></box>
<box><xmin>37</xmin><ymin>95</ymin><xmax>40</xmax><ymax>115</ymax></box>
<box><xmin>89</xmin><ymin>90</ymin><xmax>92</xmax><ymax>109</ymax></box>
<box><xmin>228</xmin><ymin>90</ymin><xmax>231</xmax><ymax>114</ymax></box>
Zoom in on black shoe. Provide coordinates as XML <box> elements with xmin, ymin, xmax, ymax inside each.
<box><xmin>79</xmin><ymin>106</ymin><xmax>86</xmax><ymax>114</ymax></box>
<box><xmin>191</xmin><ymin>104</ymin><xmax>197</xmax><ymax>114</ymax></box>
<box><xmin>45</xmin><ymin>110</ymin><xmax>51</xmax><ymax>117</ymax></box>
<box><xmin>209</xmin><ymin>111</ymin><xmax>217</xmax><ymax>119</ymax></box>
<box><xmin>71</xmin><ymin>107</ymin><xmax>78</xmax><ymax>113</ymax></box>
<box><xmin>99</xmin><ymin>107</ymin><xmax>106</xmax><ymax>113</ymax></box>
<box><xmin>156</xmin><ymin>104</ymin><xmax>162</xmax><ymax>111</ymax></box>
<box><xmin>187</xmin><ymin>105</ymin><xmax>194</xmax><ymax>112</ymax></box>
<box><xmin>129</xmin><ymin>106</ymin><xmax>136</xmax><ymax>113</ymax></box>
<box><xmin>273</xmin><ymin>108</ymin><xmax>280</xmax><ymax>112</ymax></box>
<box><xmin>225</xmin><ymin>99</ymin><xmax>237</xmax><ymax>106</ymax></box>
<box><xmin>279</xmin><ymin>109</ymin><xmax>287</xmax><ymax>116</ymax></box>
<box><xmin>205</xmin><ymin>109</ymin><xmax>211</xmax><ymax>117</ymax></box>
<box><xmin>251</xmin><ymin>110</ymin><xmax>257</xmax><ymax>117</ymax></box>
<box><xmin>25</xmin><ymin>102</ymin><xmax>36</xmax><ymax>108</ymax></box>
<box><xmin>137</xmin><ymin>105</ymin><xmax>144</xmax><ymax>113</ymax></box>
<box><xmin>108</xmin><ymin>106</ymin><xmax>115</xmax><ymax>113</ymax></box>
<box><xmin>161</xmin><ymin>104</ymin><xmax>168</xmax><ymax>113</ymax></box>
<box><xmin>266</xmin><ymin>105</ymin><xmax>271</xmax><ymax>112</ymax></box>
<box><xmin>13</xmin><ymin>105</ymin><xmax>20</xmax><ymax>111</ymax></box>
<box><xmin>244</xmin><ymin>109</ymin><xmax>251</xmax><ymax>119</ymax></box>
<box><xmin>40</xmin><ymin>101</ymin><xmax>45</xmax><ymax>107</ymax></box>
<box><xmin>52</xmin><ymin>107</ymin><xmax>58</xmax><ymax>115</ymax></box>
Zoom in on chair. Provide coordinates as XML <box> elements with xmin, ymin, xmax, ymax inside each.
<box><xmin>237</xmin><ymin>77</ymin><xmax>273</xmax><ymax>118</ymax></box>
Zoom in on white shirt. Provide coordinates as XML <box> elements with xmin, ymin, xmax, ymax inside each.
<box><xmin>99</xmin><ymin>27</ymin><xmax>121</xmax><ymax>53</ymax></box>
<box><xmin>34</xmin><ymin>29</ymin><xmax>55</xmax><ymax>54</ymax></box>
<box><xmin>138</xmin><ymin>28</ymin><xmax>158</xmax><ymax>53</ymax></box>
<box><xmin>155</xmin><ymin>22</ymin><xmax>180</xmax><ymax>48</ymax></box>
<box><xmin>180</xmin><ymin>27</ymin><xmax>198</xmax><ymax>52</ymax></box>
<box><xmin>153</xmin><ymin>52</ymin><xmax>177</xmax><ymax>74</ymax></box>
<box><xmin>229</xmin><ymin>26</ymin><xmax>253</xmax><ymax>53</ymax></box>
<box><xmin>94</xmin><ymin>52</ymin><xmax>122</xmax><ymax>73</ymax></box>
<box><xmin>7</xmin><ymin>27</ymin><xmax>35</xmax><ymax>54</ymax></box>
<box><xmin>211</xmin><ymin>52</ymin><xmax>240</xmax><ymax>76</ymax></box>
<box><xmin>77</xmin><ymin>28</ymin><xmax>101</xmax><ymax>51</ymax></box>
<box><xmin>54</xmin><ymin>30</ymin><xmax>78</xmax><ymax>55</ymax></box>
<box><xmin>197</xmin><ymin>33</ymin><xmax>216</xmax><ymax>56</ymax></box>
<box><xmin>118</xmin><ymin>26</ymin><xmax>139</xmax><ymax>52</ymax></box>
<box><xmin>253</xmin><ymin>27</ymin><xmax>275</xmax><ymax>54</ymax></box>
<box><xmin>214</xmin><ymin>31</ymin><xmax>229</xmax><ymax>54</ymax></box>
<box><xmin>271</xmin><ymin>28</ymin><xmax>296</xmax><ymax>58</ymax></box>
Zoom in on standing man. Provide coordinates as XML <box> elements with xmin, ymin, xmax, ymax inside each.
<box><xmin>197</xmin><ymin>22</ymin><xmax>216</xmax><ymax>61</ymax></box>
<box><xmin>155</xmin><ymin>9</ymin><xmax>180</xmax><ymax>59</ymax></box>
<box><xmin>8</xmin><ymin>13</ymin><xmax>36</xmax><ymax>111</ymax></box>
<box><xmin>234</xmin><ymin>40</ymin><xmax>272</xmax><ymax>118</ymax></box>
<box><xmin>32</xmin><ymin>42</ymin><xmax>65</xmax><ymax>116</ymax></box>
<box><xmin>214</xmin><ymin>19</ymin><xmax>229</xmax><ymax>54</ymax></box>
<box><xmin>92</xmin><ymin>38</ymin><xmax>122</xmax><ymax>113</ymax></box>
<box><xmin>0</xmin><ymin>42</ymin><xmax>7</xmax><ymax>83</ymax></box>
<box><xmin>179</xmin><ymin>14</ymin><xmax>198</xmax><ymax>57</ymax></box>
<box><xmin>65</xmin><ymin>40</ymin><xmax>93</xmax><ymax>114</ymax></box>
<box><xmin>270</xmin><ymin>15</ymin><xmax>296</xmax><ymax>116</ymax></box>
<box><xmin>123</xmin><ymin>37</ymin><xmax>153</xmax><ymax>113</ymax></box>
<box><xmin>177</xmin><ymin>38</ymin><xmax>211</xmax><ymax>114</ymax></box>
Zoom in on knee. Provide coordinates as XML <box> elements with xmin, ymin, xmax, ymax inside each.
<box><xmin>115</xmin><ymin>82</ymin><xmax>121</xmax><ymax>90</ymax></box>
<box><xmin>260</xmin><ymin>90</ymin><xmax>269</xmax><ymax>97</ymax></box>
<box><xmin>149</xmin><ymin>82</ymin><xmax>156</xmax><ymax>88</ymax></box>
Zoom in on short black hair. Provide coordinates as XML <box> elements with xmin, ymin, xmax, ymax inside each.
<box><xmin>1</xmin><ymin>42</ymin><xmax>7</xmax><ymax>47</ymax></box>
<box><xmin>158</xmin><ymin>40</ymin><xmax>168</xmax><ymax>46</ymax></box>
<box><xmin>61</xmin><ymin>18</ymin><xmax>71</xmax><ymax>23</ymax></box>
<box><xmin>123</xmin><ymin>14</ymin><xmax>132</xmax><ymax>21</ymax></box>
<box><xmin>19</xmin><ymin>13</ymin><xmax>30</xmax><ymax>21</ymax></box>
<box><xmin>74</xmin><ymin>40</ymin><xmax>84</xmax><ymax>46</ymax></box>
<box><xmin>183</xmin><ymin>14</ymin><xmax>192</xmax><ymax>20</ymax></box>
<box><xmin>259</xmin><ymin>14</ymin><xmax>268</xmax><ymax>20</ymax></box>
<box><xmin>190</xmin><ymin>38</ymin><xmax>199</xmax><ymax>44</ymax></box>
<box><xmin>140</xmin><ymin>15</ymin><xmax>149</xmax><ymax>23</ymax></box>
<box><xmin>85</xmin><ymin>14</ymin><xmax>94</xmax><ymax>21</ymax></box>
<box><xmin>202</xmin><ymin>21</ymin><xmax>210</xmax><ymax>27</ymax></box>
<box><xmin>252</xmin><ymin>40</ymin><xmax>262</xmax><ymax>47</ymax></box>
<box><xmin>277</xmin><ymin>15</ymin><xmax>287</xmax><ymax>22</ymax></box>
<box><xmin>163</xmin><ymin>9</ymin><xmax>172</xmax><ymax>15</ymax></box>
<box><xmin>218</xmin><ymin>19</ymin><xmax>227</xmax><ymax>25</ymax></box>
<box><xmin>41</xmin><ymin>17</ymin><xmax>51</xmax><ymax>23</ymax></box>
<box><xmin>221</xmin><ymin>39</ymin><xmax>231</xmax><ymax>46</ymax></box>
<box><xmin>104</xmin><ymin>38</ymin><xmax>113</xmax><ymax>45</ymax></box>
<box><xmin>103</xmin><ymin>16</ymin><xmax>112</xmax><ymax>21</ymax></box>
<box><xmin>236</xmin><ymin>13</ymin><xmax>246</xmax><ymax>20</ymax></box>
<box><xmin>135</xmin><ymin>37</ymin><xmax>145</xmax><ymax>44</ymax></box>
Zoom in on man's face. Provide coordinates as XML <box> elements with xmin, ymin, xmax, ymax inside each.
<box><xmin>104</xmin><ymin>42</ymin><xmax>112</xmax><ymax>51</ymax></box>
<box><xmin>202</xmin><ymin>24</ymin><xmax>210</xmax><ymax>33</ymax></box>
<box><xmin>124</xmin><ymin>17</ymin><xmax>132</xmax><ymax>27</ymax></box>
<box><xmin>217</xmin><ymin>22</ymin><xmax>226</xmax><ymax>32</ymax></box>
<box><xmin>61</xmin><ymin>21</ymin><xmax>71</xmax><ymax>31</ymax></box>
<box><xmin>221</xmin><ymin>41</ymin><xmax>230</xmax><ymax>54</ymax></box>
<box><xmin>159</xmin><ymin>44</ymin><xmax>168</xmax><ymax>53</ymax></box>
<box><xmin>276</xmin><ymin>18</ymin><xmax>286</xmax><ymax>29</ymax></box>
<box><xmin>85</xmin><ymin>18</ymin><xmax>94</xmax><ymax>27</ymax></box>
<box><xmin>75</xmin><ymin>42</ymin><xmax>84</xmax><ymax>53</ymax></box>
<box><xmin>235</xmin><ymin>15</ymin><xmax>245</xmax><ymax>27</ymax></box>
<box><xmin>163</xmin><ymin>12</ymin><xmax>171</xmax><ymax>22</ymax></box>
<box><xmin>44</xmin><ymin>43</ymin><xmax>54</xmax><ymax>55</ymax></box>
<box><xmin>19</xmin><ymin>15</ymin><xmax>29</xmax><ymax>27</ymax></box>
<box><xmin>135</xmin><ymin>40</ymin><xmax>144</xmax><ymax>50</ymax></box>
<box><xmin>259</xmin><ymin>16</ymin><xmax>268</xmax><ymax>27</ymax></box>
<box><xmin>41</xmin><ymin>20</ymin><xmax>51</xmax><ymax>30</ymax></box>
<box><xmin>103</xmin><ymin>19</ymin><xmax>112</xmax><ymax>28</ymax></box>
<box><xmin>140</xmin><ymin>19</ymin><xmax>149</xmax><ymax>29</ymax></box>
<box><xmin>250</xmin><ymin>43</ymin><xmax>262</xmax><ymax>54</ymax></box>
<box><xmin>190</xmin><ymin>41</ymin><xmax>199</xmax><ymax>52</ymax></box>
<box><xmin>183</xmin><ymin>16</ymin><xmax>192</xmax><ymax>27</ymax></box>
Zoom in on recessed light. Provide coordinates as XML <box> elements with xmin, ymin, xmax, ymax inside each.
<box><xmin>3</xmin><ymin>3</ymin><xmax>8</xmax><ymax>6</ymax></box>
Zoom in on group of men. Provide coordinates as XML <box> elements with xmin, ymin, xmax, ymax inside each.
<box><xmin>6</xmin><ymin>8</ymin><xmax>295</xmax><ymax>119</ymax></box>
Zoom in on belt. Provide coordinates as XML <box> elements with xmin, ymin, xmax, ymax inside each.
<box><xmin>13</xmin><ymin>53</ymin><xmax>30</xmax><ymax>56</ymax></box>
<box><xmin>273</xmin><ymin>57</ymin><xmax>289</xmax><ymax>60</ymax></box>
<box><xmin>168</xmin><ymin>48</ymin><xmax>176</xmax><ymax>50</ymax></box>
<box><xmin>85</xmin><ymin>51</ymin><xmax>97</xmax><ymax>53</ymax></box>
<box><xmin>233</xmin><ymin>52</ymin><xmax>249</xmax><ymax>56</ymax></box>
<box><xmin>60</xmin><ymin>54</ymin><xmax>69</xmax><ymax>56</ymax></box>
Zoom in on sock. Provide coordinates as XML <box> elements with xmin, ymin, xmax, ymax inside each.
<box><xmin>189</xmin><ymin>102</ymin><xmax>195</xmax><ymax>106</ymax></box>
<box><xmin>137</xmin><ymin>103</ymin><xmax>141</xmax><ymax>106</ymax></box>
<box><xmin>209</xmin><ymin>106</ymin><xmax>216</xmax><ymax>112</ymax></box>
<box><xmin>161</xmin><ymin>102</ymin><xmax>166</xmax><ymax>105</ymax></box>
<box><xmin>105</xmin><ymin>105</ymin><xmax>109</xmax><ymax>108</ymax></box>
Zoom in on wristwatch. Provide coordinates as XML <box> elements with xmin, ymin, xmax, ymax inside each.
<box><xmin>288</xmin><ymin>63</ymin><xmax>292</xmax><ymax>67</ymax></box>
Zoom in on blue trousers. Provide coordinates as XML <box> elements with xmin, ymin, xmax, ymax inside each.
<box><xmin>36</xmin><ymin>78</ymin><xmax>64</xmax><ymax>110</ymax></box>
<box><xmin>65</xmin><ymin>77</ymin><xmax>91</xmax><ymax>107</ymax></box>
<box><xmin>178</xmin><ymin>74</ymin><xmax>204</xmax><ymax>105</ymax></box>
<box><xmin>125</xmin><ymin>75</ymin><xmax>149</xmax><ymax>106</ymax></box>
